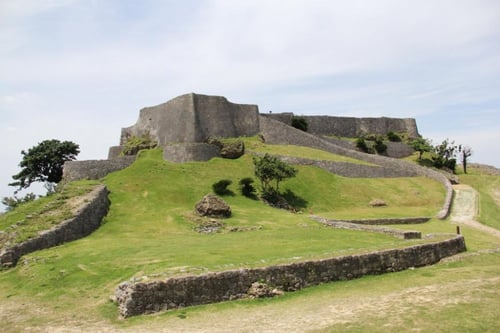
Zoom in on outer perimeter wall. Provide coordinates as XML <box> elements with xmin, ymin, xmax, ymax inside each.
<box><xmin>265</xmin><ymin>112</ymin><xmax>420</xmax><ymax>138</ymax></box>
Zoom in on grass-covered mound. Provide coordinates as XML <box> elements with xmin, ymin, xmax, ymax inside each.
<box><xmin>2</xmin><ymin>146</ymin><xmax>495</xmax><ymax>331</ymax></box>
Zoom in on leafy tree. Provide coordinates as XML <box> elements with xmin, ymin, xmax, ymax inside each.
<box><xmin>411</xmin><ymin>137</ymin><xmax>433</xmax><ymax>160</ymax></box>
<box><xmin>291</xmin><ymin>116</ymin><xmax>308</xmax><ymax>132</ymax></box>
<box><xmin>459</xmin><ymin>145</ymin><xmax>473</xmax><ymax>174</ymax></box>
<box><xmin>2</xmin><ymin>193</ymin><xmax>36</xmax><ymax>211</ymax></box>
<box><xmin>253</xmin><ymin>154</ymin><xmax>297</xmax><ymax>193</ymax></box>
<box><xmin>432</xmin><ymin>139</ymin><xmax>457</xmax><ymax>172</ymax></box>
<box><xmin>9</xmin><ymin>139</ymin><xmax>80</xmax><ymax>192</ymax></box>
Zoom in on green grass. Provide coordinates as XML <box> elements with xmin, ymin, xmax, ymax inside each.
<box><xmin>229</xmin><ymin>136</ymin><xmax>374</xmax><ymax>165</ymax></box>
<box><xmin>0</xmin><ymin>145</ymin><xmax>497</xmax><ymax>332</ymax></box>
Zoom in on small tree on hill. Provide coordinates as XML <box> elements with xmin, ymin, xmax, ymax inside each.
<box><xmin>411</xmin><ymin>137</ymin><xmax>433</xmax><ymax>160</ymax></box>
<box><xmin>432</xmin><ymin>139</ymin><xmax>457</xmax><ymax>172</ymax></box>
<box><xmin>253</xmin><ymin>154</ymin><xmax>298</xmax><ymax>194</ymax></box>
<box><xmin>10</xmin><ymin>139</ymin><xmax>80</xmax><ymax>193</ymax></box>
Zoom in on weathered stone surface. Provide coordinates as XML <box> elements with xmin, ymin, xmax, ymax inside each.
<box><xmin>247</xmin><ymin>282</ymin><xmax>283</xmax><ymax>299</ymax></box>
<box><xmin>220</xmin><ymin>140</ymin><xmax>245</xmax><ymax>159</ymax></box>
<box><xmin>195</xmin><ymin>194</ymin><xmax>231</xmax><ymax>218</ymax></box>
<box><xmin>63</xmin><ymin>157</ymin><xmax>135</xmax><ymax>182</ymax></box>
<box><xmin>163</xmin><ymin>143</ymin><xmax>220</xmax><ymax>163</ymax></box>
<box><xmin>369</xmin><ymin>199</ymin><xmax>387</xmax><ymax>207</ymax></box>
<box><xmin>114</xmin><ymin>235</ymin><xmax>466</xmax><ymax>317</ymax></box>
<box><xmin>121</xmin><ymin>93</ymin><xmax>260</xmax><ymax>145</ymax></box>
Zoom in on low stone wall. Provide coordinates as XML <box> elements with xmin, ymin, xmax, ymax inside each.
<box><xmin>162</xmin><ymin>143</ymin><xmax>221</xmax><ymax>163</ymax></box>
<box><xmin>259</xmin><ymin>116</ymin><xmax>453</xmax><ymax>219</ymax></box>
<box><xmin>115</xmin><ymin>235</ymin><xmax>466</xmax><ymax>317</ymax></box>
<box><xmin>330</xmin><ymin>217</ymin><xmax>431</xmax><ymax>225</ymax></box>
<box><xmin>63</xmin><ymin>157</ymin><xmax>135</xmax><ymax>182</ymax></box>
<box><xmin>278</xmin><ymin>156</ymin><xmax>417</xmax><ymax>178</ymax></box>
<box><xmin>0</xmin><ymin>185</ymin><xmax>109</xmax><ymax>267</ymax></box>
<box><xmin>311</xmin><ymin>216</ymin><xmax>423</xmax><ymax>239</ymax></box>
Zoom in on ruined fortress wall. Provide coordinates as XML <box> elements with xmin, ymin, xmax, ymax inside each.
<box><xmin>0</xmin><ymin>185</ymin><xmax>109</xmax><ymax>267</ymax></box>
<box><xmin>162</xmin><ymin>143</ymin><xmax>221</xmax><ymax>163</ymax></box>
<box><xmin>259</xmin><ymin>116</ymin><xmax>453</xmax><ymax>219</ymax></box>
<box><xmin>121</xmin><ymin>93</ymin><xmax>260</xmax><ymax>146</ymax></box>
<box><xmin>63</xmin><ymin>157</ymin><xmax>136</xmax><ymax>182</ymax></box>
<box><xmin>264</xmin><ymin>113</ymin><xmax>420</xmax><ymax>138</ymax></box>
<box><xmin>115</xmin><ymin>235</ymin><xmax>466</xmax><ymax>317</ymax></box>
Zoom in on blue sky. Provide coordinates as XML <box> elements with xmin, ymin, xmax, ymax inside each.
<box><xmin>1</xmin><ymin>0</ymin><xmax>499</xmax><ymax>201</ymax></box>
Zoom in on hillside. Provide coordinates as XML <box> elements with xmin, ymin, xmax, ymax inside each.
<box><xmin>0</xmin><ymin>143</ymin><xmax>499</xmax><ymax>332</ymax></box>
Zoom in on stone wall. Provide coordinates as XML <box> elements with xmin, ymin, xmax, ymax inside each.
<box><xmin>264</xmin><ymin>113</ymin><xmax>420</xmax><ymax>138</ymax></box>
<box><xmin>162</xmin><ymin>143</ymin><xmax>221</xmax><ymax>163</ymax></box>
<box><xmin>0</xmin><ymin>185</ymin><xmax>109</xmax><ymax>267</ymax></box>
<box><xmin>121</xmin><ymin>93</ymin><xmax>260</xmax><ymax>145</ymax></box>
<box><xmin>115</xmin><ymin>235</ymin><xmax>466</xmax><ymax>317</ymax></box>
<box><xmin>259</xmin><ymin>116</ymin><xmax>453</xmax><ymax>219</ymax></box>
<box><xmin>63</xmin><ymin>157</ymin><xmax>136</xmax><ymax>182</ymax></box>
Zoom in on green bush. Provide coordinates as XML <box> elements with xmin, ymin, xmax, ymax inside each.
<box><xmin>121</xmin><ymin>134</ymin><xmax>157</xmax><ymax>156</ymax></box>
<box><xmin>239</xmin><ymin>177</ymin><xmax>256</xmax><ymax>197</ymax></box>
<box><xmin>356</xmin><ymin>137</ymin><xmax>374</xmax><ymax>153</ymax></box>
<box><xmin>212</xmin><ymin>179</ymin><xmax>233</xmax><ymax>195</ymax></box>
<box><xmin>387</xmin><ymin>131</ymin><xmax>402</xmax><ymax>142</ymax></box>
<box><xmin>291</xmin><ymin>116</ymin><xmax>308</xmax><ymax>132</ymax></box>
<box><xmin>374</xmin><ymin>138</ymin><xmax>387</xmax><ymax>154</ymax></box>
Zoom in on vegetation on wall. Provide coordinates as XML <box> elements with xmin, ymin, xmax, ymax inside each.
<box><xmin>291</xmin><ymin>116</ymin><xmax>308</xmax><ymax>132</ymax></box>
<box><xmin>121</xmin><ymin>134</ymin><xmax>157</xmax><ymax>156</ymax></box>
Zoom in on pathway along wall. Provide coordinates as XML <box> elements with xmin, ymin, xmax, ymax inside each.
<box><xmin>259</xmin><ymin>116</ymin><xmax>454</xmax><ymax>219</ymax></box>
<box><xmin>115</xmin><ymin>235</ymin><xmax>466</xmax><ymax>317</ymax></box>
<box><xmin>0</xmin><ymin>185</ymin><xmax>109</xmax><ymax>267</ymax></box>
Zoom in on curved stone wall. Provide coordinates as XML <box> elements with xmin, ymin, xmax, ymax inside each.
<box><xmin>0</xmin><ymin>185</ymin><xmax>109</xmax><ymax>267</ymax></box>
<box><xmin>115</xmin><ymin>235</ymin><xmax>466</xmax><ymax>317</ymax></box>
<box><xmin>162</xmin><ymin>143</ymin><xmax>221</xmax><ymax>163</ymax></box>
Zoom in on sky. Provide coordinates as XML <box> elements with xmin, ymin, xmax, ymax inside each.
<box><xmin>1</xmin><ymin>0</ymin><xmax>499</xmax><ymax>202</ymax></box>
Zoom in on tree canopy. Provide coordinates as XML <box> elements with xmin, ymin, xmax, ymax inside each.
<box><xmin>10</xmin><ymin>139</ymin><xmax>80</xmax><ymax>192</ymax></box>
<box><xmin>253</xmin><ymin>153</ymin><xmax>298</xmax><ymax>193</ymax></box>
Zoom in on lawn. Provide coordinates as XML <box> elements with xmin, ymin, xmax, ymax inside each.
<box><xmin>0</xmin><ymin>146</ymin><xmax>497</xmax><ymax>332</ymax></box>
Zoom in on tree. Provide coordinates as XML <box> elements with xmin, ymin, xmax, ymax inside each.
<box><xmin>239</xmin><ymin>177</ymin><xmax>256</xmax><ymax>197</ymax></box>
<box><xmin>411</xmin><ymin>137</ymin><xmax>433</xmax><ymax>160</ymax></box>
<box><xmin>432</xmin><ymin>139</ymin><xmax>457</xmax><ymax>172</ymax></box>
<box><xmin>253</xmin><ymin>154</ymin><xmax>298</xmax><ymax>193</ymax></box>
<box><xmin>459</xmin><ymin>145</ymin><xmax>473</xmax><ymax>174</ymax></box>
<box><xmin>9</xmin><ymin>139</ymin><xmax>80</xmax><ymax>192</ymax></box>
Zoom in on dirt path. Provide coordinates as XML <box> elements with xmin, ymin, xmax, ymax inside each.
<box><xmin>451</xmin><ymin>184</ymin><xmax>500</xmax><ymax>238</ymax></box>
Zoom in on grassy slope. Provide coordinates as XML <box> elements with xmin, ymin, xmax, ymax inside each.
<box><xmin>0</xmin><ymin>146</ymin><xmax>498</xmax><ymax>332</ymax></box>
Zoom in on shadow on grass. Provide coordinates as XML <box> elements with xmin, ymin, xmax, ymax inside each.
<box><xmin>282</xmin><ymin>189</ymin><xmax>308</xmax><ymax>210</ymax></box>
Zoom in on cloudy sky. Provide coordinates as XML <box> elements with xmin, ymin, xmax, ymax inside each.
<box><xmin>1</xmin><ymin>0</ymin><xmax>499</xmax><ymax>201</ymax></box>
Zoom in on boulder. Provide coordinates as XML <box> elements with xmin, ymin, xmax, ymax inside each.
<box><xmin>195</xmin><ymin>194</ymin><xmax>231</xmax><ymax>218</ymax></box>
<box><xmin>369</xmin><ymin>199</ymin><xmax>387</xmax><ymax>207</ymax></box>
<box><xmin>247</xmin><ymin>282</ymin><xmax>283</xmax><ymax>299</ymax></box>
<box><xmin>220</xmin><ymin>140</ymin><xmax>245</xmax><ymax>159</ymax></box>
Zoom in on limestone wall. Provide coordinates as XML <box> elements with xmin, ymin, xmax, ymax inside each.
<box><xmin>264</xmin><ymin>113</ymin><xmax>420</xmax><ymax>138</ymax></box>
<box><xmin>0</xmin><ymin>185</ymin><xmax>109</xmax><ymax>267</ymax></box>
<box><xmin>63</xmin><ymin>157</ymin><xmax>135</xmax><ymax>182</ymax></box>
<box><xmin>162</xmin><ymin>143</ymin><xmax>220</xmax><ymax>163</ymax></box>
<box><xmin>115</xmin><ymin>235</ymin><xmax>466</xmax><ymax>317</ymax></box>
<box><xmin>121</xmin><ymin>93</ymin><xmax>260</xmax><ymax>145</ymax></box>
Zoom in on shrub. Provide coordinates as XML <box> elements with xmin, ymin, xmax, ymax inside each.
<box><xmin>387</xmin><ymin>131</ymin><xmax>402</xmax><ymax>142</ymax></box>
<box><xmin>122</xmin><ymin>134</ymin><xmax>157</xmax><ymax>156</ymax></box>
<box><xmin>374</xmin><ymin>137</ymin><xmax>387</xmax><ymax>154</ymax></box>
<box><xmin>356</xmin><ymin>137</ymin><xmax>373</xmax><ymax>153</ymax></box>
<box><xmin>239</xmin><ymin>177</ymin><xmax>256</xmax><ymax>197</ymax></box>
<box><xmin>212</xmin><ymin>179</ymin><xmax>233</xmax><ymax>195</ymax></box>
<box><xmin>291</xmin><ymin>117</ymin><xmax>308</xmax><ymax>132</ymax></box>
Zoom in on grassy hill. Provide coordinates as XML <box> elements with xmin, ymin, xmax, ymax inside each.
<box><xmin>0</xmin><ymin>144</ymin><xmax>498</xmax><ymax>332</ymax></box>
